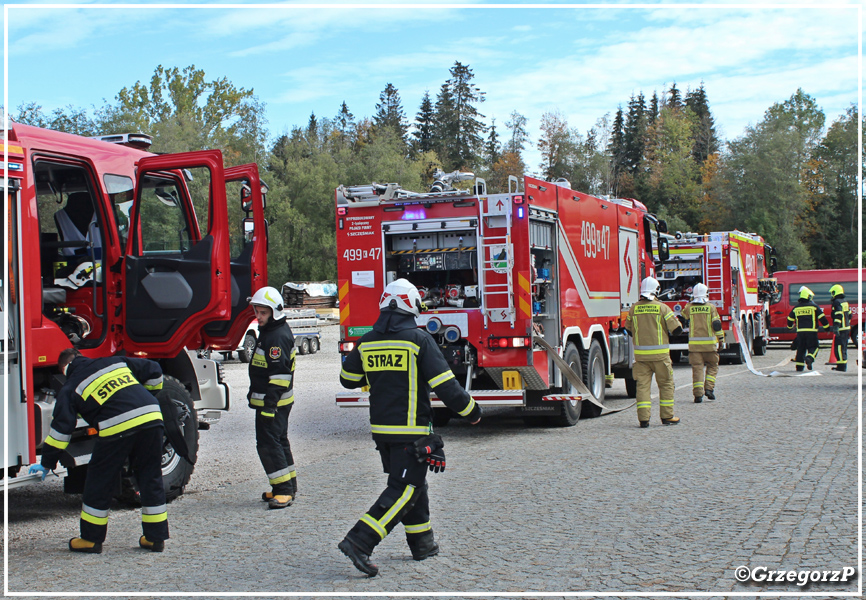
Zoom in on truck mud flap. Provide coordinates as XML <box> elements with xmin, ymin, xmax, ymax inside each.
<box><xmin>532</xmin><ymin>335</ymin><xmax>635</xmax><ymax>415</ymax></box>
<box><xmin>733</xmin><ymin>324</ymin><xmax>822</xmax><ymax>378</ymax></box>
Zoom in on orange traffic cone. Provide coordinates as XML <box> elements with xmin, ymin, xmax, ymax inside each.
<box><xmin>826</xmin><ymin>347</ymin><xmax>837</xmax><ymax>366</ymax></box>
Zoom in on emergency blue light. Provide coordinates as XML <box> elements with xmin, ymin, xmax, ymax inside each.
<box><xmin>517</xmin><ymin>206</ymin><xmax>524</xmax><ymax>218</ymax></box>
<box><xmin>401</xmin><ymin>208</ymin><xmax>428</xmax><ymax>221</ymax></box>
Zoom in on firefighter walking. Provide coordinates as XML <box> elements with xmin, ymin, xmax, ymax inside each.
<box><xmin>787</xmin><ymin>287</ymin><xmax>831</xmax><ymax>371</ymax></box>
<box><xmin>680</xmin><ymin>283</ymin><xmax>725</xmax><ymax>403</ymax></box>
<box><xmin>248</xmin><ymin>286</ymin><xmax>298</xmax><ymax>509</ymax></box>
<box><xmin>626</xmin><ymin>277</ymin><xmax>684</xmax><ymax>427</ymax></box>
<box><xmin>29</xmin><ymin>349</ymin><xmax>168</xmax><ymax>553</ymax></box>
<box><xmin>829</xmin><ymin>284</ymin><xmax>851</xmax><ymax>372</ymax></box>
<box><xmin>337</xmin><ymin>279</ymin><xmax>481</xmax><ymax>577</ymax></box>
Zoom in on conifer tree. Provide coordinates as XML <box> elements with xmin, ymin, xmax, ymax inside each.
<box><xmin>373</xmin><ymin>83</ymin><xmax>408</xmax><ymax>145</ymax></box>
<box><xmin>685</xmin><ymin>82</ymin><xmax>719</xmax><ymax>165</ymax></box>
<box><xmin>505</xmin><ymin>111</ymin><xmax>529</xmax><ymax>158</ymax></box>
<box><xmin>411</xmin><ymin>90</ymin><xmax>435</xmax><ymax>156</ymax></box>
<box><xmin>608</xmin><ymin>106</ymin><xmax>626</xmax><ymax>196</ymax></box>
<box><xmin>435</xmin><ymin>61</ymin><xmax>487</xmax><ymax>170</ymax></box>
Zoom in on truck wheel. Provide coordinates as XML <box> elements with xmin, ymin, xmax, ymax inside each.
<box><xmin>238</xmin><ymin>333</ymin><xmax>256</xmax><ymax>363</ymax></box>
<box><xmin>310</xmin><ymin>337</ymin><xmax>320</xmax><ymax>354</ymax></box>
<box><xmin>431</xmin><ymin>408</ymin><xmax>452</xmax><ymax>427</ymax></box>
<box><xmin>753</xmin><ymin>333</ymin><xmax>768</xmax><ymax>356</ymax></box>
<box><xmin>579</xmin><ymin>339</ymin><xmax>606</xmax><ymax>419</ymax></box>
<box><xmin>551</xmin><ymin>342</ymin><xmax>582</xmax><ymax>427</ymax></box>
<box><xmin>625</xmin><ymin>377</ymin><xmax>637</xmax><ymax>398</ymax></box>
<box><xmin>118</xmin><ymin>376</ymin><xmax>199</xmax><ymax>505</ymax></box>
<box><xmin>299</xmin><ymin>338</ymin><xmax>310</xmax><ymax>355</ymax></box>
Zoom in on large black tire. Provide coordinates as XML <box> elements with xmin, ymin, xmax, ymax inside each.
<box><xmin>298</xmin><ymin>337</ymin><xmax>311</xmax><ymax>355</ymax></box>
<box><xmin>579</xmin><ymin>339</ymin><xmax>606</xmax><ymax>419</ymax></box>
<box><xmin>238</xmin><ymin>333</ymin><xmax>256</xmax><ymax>363</ymax></box>
<box><xmin>118</xmin><ymin>376</ymin><xmax>199</xmax><ymax>505</ymax></box>
<box><xmin>431</xmin><ymin>407</ymin><xmax>452</xmax><ymax>427</ymax></box>
<box><xmin>550</xmin><ymin>342</ymin><xmax>582</xmax><ymax>427</ymax></box>
<box><xmin>309</xmin><ymin>336</ymin><xmax>320</xmax><ymax>354</ymax></box>
<box><xmin>625</xmin><ymin>376</ymin><xmax>637</xmax><ymax>398</ymax></box>
<box><xmin>753</xmin><ymin>318</ymin><xmax>768</xmax><ymax>356</ymax></box>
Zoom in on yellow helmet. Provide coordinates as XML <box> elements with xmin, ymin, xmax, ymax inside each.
<box><xmin>829</xmin><ymin>284</ymin><xmax>844</xmax><ymax>298</ymax></box>
<box><xmin>798</xmin><ymin>286</ymin><xmax>814</xmax><ymax>300</ymax></box>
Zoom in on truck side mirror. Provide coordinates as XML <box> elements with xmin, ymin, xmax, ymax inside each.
<box><xmin>658</xmin><ymin>238</ymin><xmax>670</xmax><ymax>262</ymax></box>
<box><xmin>657</xmin><ymin>219</ymin><xmax>668</xmax><ymax>234</ymax></box>
<box><xmin>241</xmin><ymin>184</ymin><xmax>252</xmax><ymax>213</ymax></box>
<box><xmin>769</xmin><ymin>257</ymin><xmax>778</xmax><ymax>272</ymax></box>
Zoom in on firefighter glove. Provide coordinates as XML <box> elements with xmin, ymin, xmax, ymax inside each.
<box><xmin>29</xmin><ymin>464</ymin><xmax>48</xmax><ymax>481</ymax></box>
<box><xmin>408</xmin><ymin>434</ymin><xmax>444</xmax><ymax>462</ymax></box>
<box><xmin>426</xmin><ymin>450</ymin><xmax>446</xmax><ymax>473</ymax></box>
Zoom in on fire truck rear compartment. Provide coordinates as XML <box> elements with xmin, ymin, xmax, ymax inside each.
<box><xmin>384</xmin><ymin>227</ymin><xmax>480</xmax><ymax>309</ymax></box>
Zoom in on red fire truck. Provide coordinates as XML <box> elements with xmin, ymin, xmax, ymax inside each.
<box><xmin>654</xmin><ymin>231</ymin><xmax>778</xmax><ymax>363</ymax></box>
<box><xmin>2</xmin><ymin>121</ymin><xmax>268</xmax><ymax>500</ymax></box>
<box><xmin>334</xmin><ymin>172</ymin><xmax>669</xmax><ymax>426</ymax></box>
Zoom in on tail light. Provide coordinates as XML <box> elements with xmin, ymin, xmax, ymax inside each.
<box><xmin>339</xmin><ymin>341</ymin><xmax>356</xmax><ymax>353</ymax></box>
<box><xmin>487</xmin><ymin>335</ymin><xmax>530</xmax><ymax>349</ymax></box>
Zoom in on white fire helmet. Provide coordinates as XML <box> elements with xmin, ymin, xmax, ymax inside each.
<box><xmin>249</xmin><ymin>286</ymin><xmax>286</xmax><ymax>320</ymax></box>
<box><xmin>692</xmin><ymin>283</ymin><xmax>709</xmax><ymax>303</ymax></box>
<box><xmin>640</xmin><ymin>276</ymin><xmax>660</xmax><ymax>300</ymax></box>
<box><xmin>379</xmin><ymin>278</ymin><xmax>426</xmax><ymax>317</ymax></box>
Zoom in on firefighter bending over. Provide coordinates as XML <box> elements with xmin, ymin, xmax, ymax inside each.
<box><xmin>680</xmin><ymin>283</ymin><xmax>725</xmax><ymax>403</ymax></box>
<box><xmin>248</xmin><ymin>286</ymin><xmax>298</xmax><ymax>509</ymax></box>
<box><xmin>626</xmin><ymin>277</ymin><xmax>684</xmax><ymax>427</ymax></box>
<box><xmin>337</xmin><ymin>278</ymin><xmax>482</xmax><ymax>577</ymax></box>
<box><xmin>29</xmin><ymin>349</ymin><xmax>168</xmax><ymax>554</ymax></box>
<box><xmin>829</xmin><ymin>284</ymin><xmax>851</xmax><ymax>372</ymax></box>
<box><xmin>787</xmin><ymin>287</ymin><xmax>830</xmax><ymax>371</ymax></box>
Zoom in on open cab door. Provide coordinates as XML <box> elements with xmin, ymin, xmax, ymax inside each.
<box><xmin>201</xmin><ymin>164</ymin><xmax>269</xmax><ymax>350</ymax></box>
<box><xmin>122</xmin><ymin>151</ymin><xmax>231</xmax><ymax>356</ymax></box>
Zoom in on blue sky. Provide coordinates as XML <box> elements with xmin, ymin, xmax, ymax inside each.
<box><xmin>4</xmin><ymin>1</ymin><xmax>862</xmax><ymax>174</ymax></box>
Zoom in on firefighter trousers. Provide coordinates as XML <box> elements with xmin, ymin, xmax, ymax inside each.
<box><xmin>346</xmin><ymin>440</ymin><xmax>431</xmax><ymax>555</ymax></box>
<box><xmin>794</xmin><ymin>332</ymin><xmax>819</xmax><ymax>371</ymax></box>
<box><xmin>81</xmin><ymin>426</ymin><xmax>168</xmax><ymax>544</ymax></box>
<box><xmin>833</xmin><ymin>330</ymin><xmax>849</xmax><ymax>368</ymax></box>
<box><xmin>688</xmin><ymin>350</ymin><xmax>719</xmax><ymax>397</ymax></box>
<box><xmin>255</xmin><ymin>405</ymin><xmax>297</xmax><ymax>495</ymax></box>
<box><xmin>633</xmin><ymin>358</ymin><xmax>675</xmax><ymax>422</ymax></box>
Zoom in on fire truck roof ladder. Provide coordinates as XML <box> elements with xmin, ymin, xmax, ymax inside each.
<box><xmin>705</xmin><ymin>247</ymin><xmax>724</xmax><ymax>304</ymax></box>
<box><xmin>479</xmin><ymin>196</ymin><xmax>515</xmax><ymax>328</ymax></box>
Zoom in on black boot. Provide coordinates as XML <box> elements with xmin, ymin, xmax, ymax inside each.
<box><xmin>338</xmin><ymin>538</ymin><xmax>378</xmax><ymax>576</ymax></box>
<box><xmin>408</xmin><ymin>531</ymin><xmax>440</xmax><ymax>561</ymax></box>
<box><xmin>705</xmin><ymin>390</ymin><xmax>715</xmax><ymax>400</ymax></box>
<box><xmin>694</xmin><ymin>396</ymin><xmax>703</xmax><ymax>403</ymax></box>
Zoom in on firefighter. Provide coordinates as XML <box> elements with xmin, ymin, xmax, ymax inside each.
<box><xmin>787</xmin><ymin>286</ymin><xmax>831</xmax><ymax>371</ymax></box>
<box><xmin>829</xmin><ymin>284</ymin><xmax>851</xmax><ymax>372</ymax></box>
<box><xmin>337</xmin><ymin>278</ymin><xmax>482</xmax><ymax>577</ymax></box>
<box><xmin>625</xmin><ymin>276</ymin><xmax>684</xmax><ymax>427</ymax></box>
<box><xmin>248</xmin><ymin>286</ymin><xmax>298</xmax><ymax>509</ymax></box>
<box><xmin>680</xmin><ymin>283</ymin><xmax>725</xmax><ymax>403</ymax></box>
<box><xmin>28</xmin><ymin>348</ymin><xmax>168</xmax><ymax>554</ymax></box>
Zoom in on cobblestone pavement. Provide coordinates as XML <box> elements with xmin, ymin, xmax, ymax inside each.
<box><xmin>4</xmin><ymin>327</ymin><xmax>860</xmax><ymax>598</ymax></box>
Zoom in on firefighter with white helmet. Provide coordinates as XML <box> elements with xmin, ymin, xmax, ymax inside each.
<box><xmin>786</xmin><ymin>286</ymin><xmax>830</xmax><ymax>371</ymax></box>
<box><xmin>337</xmin><ymin>278</ymin><xmax>481</xmax><ymax>576</ymax></box>
<box><xmin>680</xmin><ymin>283</ymin><xmax>725</xmax><ymax>402</ymax></box>
<box><xmin>625</xmin><ymin>276</ymin><xmax>684</xmax><ymax>427</ymax></box>
<box><xmin>829</xmin><ymin>284</ymin><xmax>851</xmax><ymax>372</ymax></box>
<box><xmin>247</xmin><ymin>286</ymin><xmax>298</xmax><ymax>509</ymax></box>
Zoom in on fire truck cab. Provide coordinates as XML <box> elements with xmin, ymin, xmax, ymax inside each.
<box><xmin>334</xmin><ymin>173</ymin><xmax>669</xmax><ymax>426</ymax></box>
<box><xmin>655</xmin><ymin>230</ymin><xmax>777</xmax><ymax>363</ymax></box>
<box><xmin>2</xmin><ymin>121</ymin><xmax>268</xmax><ymax>500</ymax></box>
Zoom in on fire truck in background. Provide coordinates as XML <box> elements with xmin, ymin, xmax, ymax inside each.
<box><xmin>2</xmin><ymin>121</ymin><xmax>269</xmax><ymax>500</ymax></box>
<box><xmin>655</xmin><ymin>231</ymin><xmax>778</xmax><ymax>363</ymax></box>
<box><xmin>334</xmin><ymin>172</ymin><xmax>670</xmax><ymax>426</ymax></box>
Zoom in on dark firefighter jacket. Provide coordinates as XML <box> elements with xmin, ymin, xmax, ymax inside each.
<box><xmin>340</xmin><ymin>311</ymin><xmax>480</xmax><ymax>441</ymax></box>
<box><xmin>831</xmin><ymin>296</ymin><xmax>851</xmax><ymax>333</ymax></box>
<box><xmin>41</xmin><ymin>356</ymin><xmax>164</xmax><ymax>470</ymax></box>
<box><xmin>248</xmin><ymin>318</ymin><xmax>296</xmax><ymax>415</ymax></box>
<box><xmin>786</xmin><ymin>299</ymin><xmax>831</xmax><ymax>333</ymax></box>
